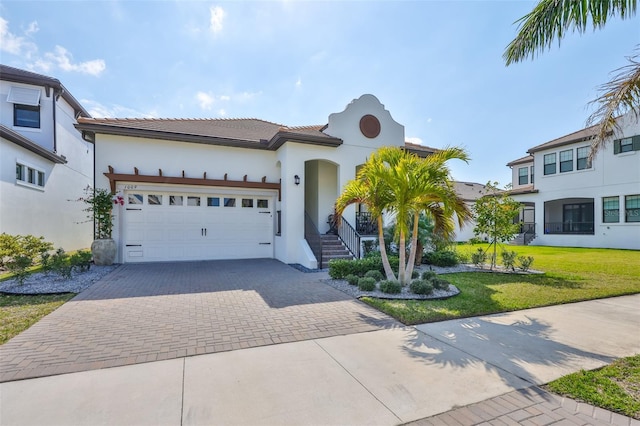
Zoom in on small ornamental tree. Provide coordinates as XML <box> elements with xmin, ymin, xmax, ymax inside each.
<box><xmin>473</xmin><ymin>182</ymin><xmax>521</xmax><ymax>270</ymax></box>
<box><xmin>79</xmin><ymin>186</ymin><xmax>124</xmax><ymax>239</ymax></box>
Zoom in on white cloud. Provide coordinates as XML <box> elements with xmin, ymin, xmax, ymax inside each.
<box><xmin>218</xmin><ymin>108</ymin><xmax>226</xmax><ymax>116</ymax></box>
<box><xmin>427</xmin><ymin>118</ymin><xmax>432</xmax><ymax>123</ymax></box>
<box><xmin>219</xmin><ymin>95</ymin><xmax>230</xmax><ymax>101</ymax></box>
<box><xmin>81</xmin><ymin>99</ymin><xmax>156</xmax><ymax>118</ymax></box>
<box><xmin>295</xmin><ymin>77</ymin><xmax>302</xmax><ymax>88</ymax></box>
<box><xmin>405</xmin><ymin>137</ymin><xmax>424</xmax><ymax>145</ymax></box>
<box><xmin>25</xmin><ymin>21</ymin><xmax>39</xmax><ymax>35</ymax></box>
<box><xmin>43</xmin><ymin>46</ymin><xmax>106</xmax><ymax>76</ymax></box>
<box><xmin>0</xmin><ymin>17</ymin><xmax>36</xmax><ymax>55</ymax></box>
<box><xmin>209</xmin><ymin>6</ymin><xmax>225</xmax><ymax>34</ymax></box>
<box><xmin>196</xmin><ymin>91</ymin><xmax>215</xmax><ymax>110</ymax></box>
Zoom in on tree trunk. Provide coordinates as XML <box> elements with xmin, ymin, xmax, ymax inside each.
<box><xmin>398</xmin><ymin>228</ymin><xmax>406</xmax><ymax>285</ymax></box>
<box><xmin>377</xmin><ymin>216</ymin><xmax>396</xmax><ymax>280</ymax></box>
<box><xmin>405</xmin><ymin>212</ymin><xmax>420</xmax><ymax>284</ymax></box>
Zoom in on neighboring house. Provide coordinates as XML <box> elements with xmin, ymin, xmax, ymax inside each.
<box><xmin>451</xmin><ymin>181</ymin><xmax>487</xmax><ymax>242</ymax></box>
<box><xmin>75</xmin><ymin>94</ymin><xmax>440</xmax><ymax>268</ymax></box>
<box><xmin>0</xmin><ymin>65</ymin><xmax>93</xmax><ymax>250</ymax></box>
<box><xmin>506</xmin><ymin>112</ymin><xmax>640</xmax><ymax>250</ymax></box>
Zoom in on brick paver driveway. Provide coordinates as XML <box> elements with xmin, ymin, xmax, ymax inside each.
<box><xmin>0</xmin><ymin>259</ymin><xmax>399</xmax><ymax>382</ymax></box>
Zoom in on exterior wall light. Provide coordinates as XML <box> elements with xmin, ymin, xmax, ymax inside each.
<box><xmin>294</xmin><ymin>175</ymin><xmax>300</xmax><ymax>185</ymax></box>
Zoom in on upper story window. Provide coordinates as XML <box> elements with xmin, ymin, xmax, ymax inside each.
<box><xmin>7</xmin><ymin>86</ymin><xmax>41</xmax><ymax>129</ymax></box>
<box><xmin>518</xmin><ymin>167</ymin><xmax>528</xmax><ymax>185</ymax></box>
<box><xmin>543</xmin><ymin>153</ymin><xmax>556</xmax><ymax>175</ymax></box>
<box><xmin>577</xmin><ymin>146</ymin><xmax>591</xmax><ymax>170</ymax></box>
<box><xmin>559</xmin><ymin>149</ymin><xmax>573</xmax><ymax>173</ymax></box>
<box><xmin>16</xmin><ymin>162</ymin><xmax>45</xmax><ymax>189</ymax></box>
<box><xmin>614</xmin><ymin>136</ymin><xmax>639</xmax><ymax>154</ymax></box>
<box><xmin>14</xmin><ymin>104</ymin><xmax>41</xmax><ymax>128</ymax></box>
<box><xmin>530</xmin><ymin>165</ymin><xmax>534</xmax><ymax>183</ymax></box>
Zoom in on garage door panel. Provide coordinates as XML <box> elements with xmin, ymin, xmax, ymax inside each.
<box><xmin>123</xmin><ymin>190</ymin><xmax>274</xmax><ymax>262</ymax></box>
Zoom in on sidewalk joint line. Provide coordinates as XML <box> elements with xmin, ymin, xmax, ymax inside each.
<box><xmin>180</xmin><ymin>357</ymin><xmax>186</xmax><ymax>426</ymax></box>
<box><xmin>312</xmin><ymin>339</ymin><xmax>403</xmax><ymax>423</ymax></box>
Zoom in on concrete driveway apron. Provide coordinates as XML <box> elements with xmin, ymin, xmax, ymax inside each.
<box><xmin>0</xmin><ymin>259</ymin><xmax>399</xmax><ymax>382</ymax></box>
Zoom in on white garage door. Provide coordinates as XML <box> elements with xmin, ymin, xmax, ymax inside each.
<box><xmin>123</xmin><ymin>190</ymin><xmax>274</xmax><ymax>262</ymax></box>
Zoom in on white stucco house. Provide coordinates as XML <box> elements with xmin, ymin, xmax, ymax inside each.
<box><xmin>76</xmin><ymin>94</ymin><xmax>438</xmax><ymax>268</ymax></box>
<box><xmin>0</xmin><ymin>65</ymin><xmax>93</xmax><ymax>251</ymax></box>
<box><xmin>506</xmin><ymin>112</ymin><xmax>640</xmax><ymax>250</ymax></box>
<box><xmin>451</xmin><ymin>181</ymin><xmax>487</xmax><ymax>243</ymax></box>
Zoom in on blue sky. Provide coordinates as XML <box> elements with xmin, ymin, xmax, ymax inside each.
<box><xmin>1</xmin><ymin>1</ymin><xmax>638</xmax><ymax>185</ymax></box>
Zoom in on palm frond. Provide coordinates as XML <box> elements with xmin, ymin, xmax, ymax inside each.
<box><xmin>504</xmin><ymin>0</ymin><xmax>636</xmax><ymax>65</ymax></box>
<box><xmin>586</xmin><ymin>47</ymin><xmax>640</xmax><ymax>159</ymax></box>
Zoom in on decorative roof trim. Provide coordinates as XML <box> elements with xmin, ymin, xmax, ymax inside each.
<box><xmin>0</xmin><ymin>125</ymin><xmax>67</xmax><ymax>164</ymax></box>
<box><xmin>506</xmin><ymin>155</ymin><xmax>534</xmax><ymax>167</ymax></box>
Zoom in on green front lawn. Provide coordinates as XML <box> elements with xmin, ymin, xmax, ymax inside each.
<box><xmin>545</xmin><ymin>355</ymin><xmax>640</xmax><ymax>419</ymax></box>
<box><xmin>363</xmin><ymin>245</ymin><xmax>640</xmax><ymax>325</ymax></box>
<box><xmin>0</xmin><ymin>293</ymin><xmax>75</xmax><ymax>345</ymax></box>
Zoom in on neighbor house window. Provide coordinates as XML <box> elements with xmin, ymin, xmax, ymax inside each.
<box><xmin>543</xmin><ymin>153</ymin><xmax>556</xmax><ymax>175</ymax></box>
<box><xmin>530</xmin><ymin>166</ymin><xmax>534</xmax><ymax>183</ymax></box>
<box><xmin>14</xmin><ymin>104</ymin><xmax>40</xmax><ymax>128</ymax></box>
<box><xmin>15</xmin><ymin>162</ymin><xmax>45</xmax><ymax>188</ymax></box>
<box><xmin>625</xmin><ymin>195</ymin><xmax>640</xmax><ymax>223</ymax></box>
<box><xmin>577</xmin><ymin>147</ymin><xmax>590</xmax><ymax>170</ymax></box>
<box><xmin>614</xmin><ymin>136</ymin><xmax>640</xmax><ymax>154</ymax></box>
<box><xmin>559</xmin><ymin>149</ymin><xmax>573</xmax><ymax>173</ymax></box>
<box><xmin>518</xmin><ymin>167</ymin><xmax>528</xmax><ymax>185</ymax></box>
<box><xmin>602</xmin><ymin>196</ymin><xmax>619</xmax><ymax>223</ymax></box>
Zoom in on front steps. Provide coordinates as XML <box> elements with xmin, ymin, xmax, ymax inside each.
<box><xmin>320</xmin><ymin>234</ymin><xmax>354</xmax><ymax>269</ymax></box>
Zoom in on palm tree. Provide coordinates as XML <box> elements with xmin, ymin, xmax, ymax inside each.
<box><xmin>335</xmin><ymin>146</ymin><xmax>471</xmax><ymax>285</ymax></box>
<box><xmin>504</xmin><ymin>0</ymin><xmax>638</xmax><ymax>158</ymax></box>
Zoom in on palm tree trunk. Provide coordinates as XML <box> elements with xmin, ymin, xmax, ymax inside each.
<box><xmin>398</xmin><ymin>228</ymin><xmax>406</xmax><ymax>285</ymax></box>
<box><xmin>405</xmin><ymin>212</ymin><xmax>420</xmax><ymax>284</ymax></box>
<box><xmin>377</xmin><ymin>216</ymin><xmax>396</xmax><ymax>280</ymax></box>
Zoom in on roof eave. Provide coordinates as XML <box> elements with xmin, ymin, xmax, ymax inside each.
<box><xmin>267</xmin><ymin>131</ymin><xmax>343</xmax><ymax>150</ymax></box>
<box><xmin>0</xmin><ymin>125</ymin><xmax>67</xmax><ymax>164</ymax></box>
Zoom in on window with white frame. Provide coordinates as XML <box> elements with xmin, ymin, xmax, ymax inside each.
<box><xmin>16</xmin><ymin>162</ymin><xmax>45</xmax><ymax>188</ymax></box>
<box><xmin>559</xmin><ymin>149</ymin><xmax>573</xmax><ymax>173</ymax></box>
<box><xmin>530</xmin><ymin>165</ymin><xmax>534</xmax><ymax>183</ymax></box>
<box><xmin>577</xmin><ymin>146</ymin><xmax>591</xmax><ymax>170</ymax></box>
<box><xmin>602</xmin><ymin>196</ymin><xmax>619</xmax><ymax>223</ymax></box>
<box><xmin>543</xmin><ymin>153</ymin><xmax>556</xmax><ymax>175</ymax></box>
<box><xmin>625</xmin><ymin>195</ymin><xmax>640</xmax><ymax>223</ymax></box>
<box><xmin>518</xmin><ymin>167</ymin><xmax>528</xmax><ymax>185</ymax></box>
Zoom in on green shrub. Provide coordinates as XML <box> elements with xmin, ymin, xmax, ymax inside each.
<box><xmin>432</xmin><ymin>278</ymin><xmax>451</xmax><ymax>291</ymax></box>
<box><xmin>6</xmin><ymin>255</ymin><xmax>33</xmax><ymax>285</ymax></box>
<box><xmin>51</xmin><ymin>248</ymin><xmax>73</xmax><ymax>279</ymax></box>
<box><xmin>364</xmin><ymin>270</ymin><xmax>384</xmax><ymax>282</ymax></box>
<box><xmin>410</xmin><ymin>279</ymin><xmax>433</xmax><ymax>295</ymax></box>
<box><xmin>501</xmin><ymin>250</ymin><xmax>518</xmax><ymax>271</ymax></box>
<box><xmin>518</xmin><ymin>255</ymin><xmax>535</xmax><ymax>272</ymax></box>
<box><xmin>70</xmin><ymin>250</ymin><xmax>92</xmax><ymax>272</ymax></box>
<box><xmin>0</xmin><ymin>233</ymin><xmax>52</xmax><ymax>269</ymax></box>
<box><xmin>411</xmin><ymin>270</ymin><xmax>419</xmax><ymax>279</ymax></box>
<box><xmin>345</xmin><ymin>274</ymin><xmax>360</xmax><ymax>286</ymax></box>
<box><xmin>421</xmin><ymin>270</ymin><xmax>437</xmax><ymax>281</ymax></box>
<box><xmin>329</xmin><ymin>255</ymin><xmax>399</xmax><ymax>279</ymax></box>
<box><xmin>379</xmin><ymin>280</ymin><xmax>402</xmax><ymax>294</ymax></box>
<box><xmin>358</xmin><ymin>277</ymin><xmax>377</xmax><ymax>291</ymax></box>
<box><xmin>0</xmin><ymin>233</ymin><xmax>20</xmax><ymax>268</ymax></box>
<box><xmin>468</xmin><ymin>237</ymin><xmax>484</xmax><ymax>245</ymax></box>
<box><xmin>423</xmin><ymin>250</ymin><xmax>459</xmax><ymax>267</ymax></box>
<box><xmin>471</xmin><ymin>248</ymin><xmax>487</xmax><ymax>268</ymax></box>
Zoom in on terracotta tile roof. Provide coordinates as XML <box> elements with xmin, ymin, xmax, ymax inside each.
<box><xmin>75</xmin><ymin>117</ymin><xmax>343</xmax><ymax>150</ymax></box>
<box><xmin>0</xmin><ymin>64</ymin><xmax>90</xmax><ymax>118</ymax></box>
<box><xmin>506</xmin><ymin>155</ymin><xmax>534</xmax><ymax>167</ymax></box>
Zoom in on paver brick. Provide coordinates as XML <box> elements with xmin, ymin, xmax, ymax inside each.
<box><xmin>0</xmin><ymin>259</ymin><xmax>398</xmax><ymax>382</ymax></box>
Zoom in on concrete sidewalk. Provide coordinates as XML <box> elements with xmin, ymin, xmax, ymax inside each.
<box><xmin>1</xmin><ymin>295</ymin><xmax>639</xmax><ymax>425</ymax></box>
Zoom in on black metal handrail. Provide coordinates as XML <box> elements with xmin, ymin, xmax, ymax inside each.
<box><xmin>355</xmin><ymin>212</ymin><xmax>378</xmax><ymax>235</ymax></box>
<box><xmin>304</xmin><ymin>212</ymin><xmax>323</xmax><ymax>266</ymax></box>
<box><xmin>338</xmin><ymin>215</ymin><xmax>360</xmax><ymax>259</ymax></box>
<box><xmin>523</xmin><ymin>222</ymin><xmax>536</xmax><ymax>245</ymax></box>
<box><xmin>544</xmin><ymin>221</ymin><xmax>594</xmax><ymax>235</ymax></box>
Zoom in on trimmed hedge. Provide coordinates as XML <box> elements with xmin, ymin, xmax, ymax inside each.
<box><xmin>345</xmin><ymin>274</ymin><xmax>360</xmax><ymax>286</ymax></box>
<box><xmin>422</xmin><ymin>250</ymin><xmax>459</xmax><ymax>267</ymax></box>
<box><xmin>364</xmin><ymin>270</ymin><xmax>384</xmax><ymax>282</ymax></box>
<box><xmin>358</xmin><ymin>277</ymin><xmax>377</xmax><ymax>291</ymax></box>
<box><xmin>379</xmin><ymin>280</ymin><xmax>402</xmax><ymax>294</ymax></box>
<box><xmin>328</xmin><ymin>255</ymin><xmax>400</xmax><ymax>279</ymax></box>
<box><xmin>410</xmin><ymin>279</ymin><xmax>433</xmax><ymax>295</ymax></box>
